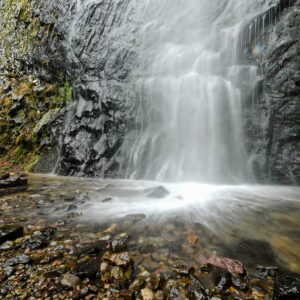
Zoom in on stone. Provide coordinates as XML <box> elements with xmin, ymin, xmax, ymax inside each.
<box><xmin>141</xmin><ymin>288</ymin><xmax>154</xmax><ymax>300</ymax></box>
<box><xmin>216</xmin><ymin>272</ymin><xmax>232</xmax><ymax>292</ymax></box>
<box><xmin>0</xmin><ymin>225</ymin><xmax>24</xmax><ymax>244</ymax></box>
<box><xmin>146</xmin><ymin>186</ymin><xmax>170</xmax><ymax>198</ymax></box>
<box><xmin>74</xmin><ymin>258</ymin><xmax>101</xmax><ymax>279</ymax></box>
<box><xmin>102</xmin><ymin>197</ymin><xmax>113</xmax><ymax>203</ymax></box>
<box><xmin>0</xmin><ymin>173</ymin><xmax>9</xmax><ymax>180</ymax></box>
<box><xmin>123</xmin><ymin>214</ymin><xmax>146</xmax><ymax>225</ymax></box>
<box><xmin>100</xmin><ymin>262</ymin><xmax>109</xmax><ymax>273</ymax></box>
<box><xmin>173</xmin><ymin>264</ymin><xmax>194</xmax><ymax>277</ymax></box>
<box><xmin>169</xmin><ymin>286</ymin><xmax>182</xmax><ymax>299</ymax></box>
<box><xmin>256</xmin><ymin>265</ymin><xmax>279</xmax><ymax>278</ymax></box>
<box><xmin>60</xmin><ymin>273</ymin><xmax>80</xmax><ymax>288</ymax></box>
<box><xmin>110</xmin><ymin>233</ymin><xmax>128</xmax><ymax>252</ymax></box>
<box><xmin>225</xmin><ymin>239</ymin><xmax>277</xmax><ymax>268</ymax></box>
<box><xmin>3</xmin><ymin>266</ymin><xmax>14</xmax><ymax>277</ymax></box>
<box><xmin>43</xmin><ymin>269</ymin><xmax>62</xmax><ymax>279</ymax></box>
<box><xmin>206</xmin><ymin>257</ymin><xmax>245</xmax><ymax>275</ymax></box>
<box><xmin>0</xmin><ymin>175</ymin><xmax>27</xmax><ymax>189</ymax></box>
<box><xmin>8</xmin><ymin>98</ymin><xmax>24</xmax><ymax>116</ymax></box>
<box><xmin>0</xmin><ymin>241</ymin><xmax>14</xmax><ymax>250</ymax></box>
<box><xmin>102</xmin><ymin>251</ymin><xmax>133</xmax><ymax>267</ymax></box>
<box><xmin>274</xmin><ymin>272</ymin><xmax>300</xmax><ymax>299</ymax></box>
<box><xmin>24</xmin><ymin>237</ymin><xmax>48</xmax><ymax>250</ymax></box>
<box><xmin>4</xmin><ymin>254</ymin><xmax>30</xmax><ymax>266</ymax></box>
<box><xmin>111</xmin><ymin>266</ymin><xmax>124</xmax><ymax>280</ymax></box>
<box><xmin>33</xmin><ymin>109</ymin><xmax>60</xmax><ymax>136</ymax></box>
<box><xmin>24</xmin><ymin>227</ymin><xmax>56</xmax><ymax>250</ymax></box>
<box><xmin>231</xmin><ymin>276</ymin><xmax>249</xmax><ymax>292</ymax></box>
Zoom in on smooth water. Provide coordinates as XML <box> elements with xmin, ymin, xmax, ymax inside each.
<box><xmin>20</xmin><ymin>174</ymin><xmax>300</xmax><ymax>273</ymax></box>
<box><xmin>120</xmin><ymin>0</ymin><xmax>274</xmax><ymax>183</ymax></box>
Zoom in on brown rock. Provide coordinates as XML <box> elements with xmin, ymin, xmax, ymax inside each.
<box><xmin>186</xmin><ymin>232</ymin><xmax>199</xmax><ymax>246</ymax></box>
<box><xmin>206</xmin><ymin>256</ymin><xmax>245</xmax><ymax>275</ymax></box>
<box><xmin>60</xmin><ymin>273</ymin><xmax>80</xmax><ymax>288</ymax></box>
<box><xmin>141</xmin><ymin>288</ymin><xmax>154</xmax><ymax>300</ymax></box>
<box><xmin>103</xmin><ymin>251</ymin><xmax>133</xmax><ymax>267</ymax></box>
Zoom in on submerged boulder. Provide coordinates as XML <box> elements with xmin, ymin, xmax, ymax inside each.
<box><xmin>274</xmin><ymin>272</ymin><xmax>300</xmax><ymax>299</ymax></box>
<box><xmin>0</xmin><ymin>225</ymin><xmax>24</xmax><ymax>244</ymax></box>
<box><xmin>146</xmin><ymin>186</ymin><xmax>170</xmax><ymax>198</ymax></box>
<box><xmin>0</xmin><ymin>175</ymin><xmax>27</xmax><ymax>189</ymax></box>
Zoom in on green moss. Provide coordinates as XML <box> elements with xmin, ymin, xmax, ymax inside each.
<box><xmin>0</xmin><ymin>0</ymin><xmax>40</xmax><ymax>72</ymax></box>
<box><xmin>53</xmin><ymin>80</ymin><xmax>73</xmax><ymax>106</ymax></box>
<box><xmin>0</xmin><ymin>1</ymin><xmax>71</xmax><ymax>172</ymax></box>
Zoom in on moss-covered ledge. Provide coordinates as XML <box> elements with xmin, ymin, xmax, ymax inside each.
<box><xmin>0</xmin><ymin>0</ymin><xmax>72</xmax><ymax>172</ymax></box>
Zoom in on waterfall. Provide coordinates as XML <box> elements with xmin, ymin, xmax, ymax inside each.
<box><xmin>55</xmin><ymin>0</ymin><xmax>295</xmax><ymax>181</ymax></box>
<box><xmin>119</xmin><ymin>0</ymin><xmax>275</xmax><ymax>183</ymax></box>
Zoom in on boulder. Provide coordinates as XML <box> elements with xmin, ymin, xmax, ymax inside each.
<box><xmin>0</xmin><ymin>225</ymin><xmax>24</xmax><ymax>244</ymax></box>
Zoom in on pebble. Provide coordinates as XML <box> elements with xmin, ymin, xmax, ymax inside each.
<box><xmin>141</xmin><ymin>288</ymin><xmax>154</xmax><ymax>300</ymax></box>
<box><xmin>60</xmin><ymin>273</ymin><xmax>80</xmax><ymax>288</ymax></box>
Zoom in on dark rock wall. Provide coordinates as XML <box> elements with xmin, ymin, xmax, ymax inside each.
<box><xmin>41</xmin><ymin>0</ymin><xmax>138</xmax><ymax>177</ymax></box>
<box><xmin>244</xmin><ymin>1</ymin><xmax>300</xmax><ymax>184</ymax></box>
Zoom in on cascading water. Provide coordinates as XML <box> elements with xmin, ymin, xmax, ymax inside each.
<box><xmin>55</xmin><ymin>0</ymin><xmax>296</xmax><ymax>180</ymax></box>
<box><xmin>118</xmin><ymin>0</ymin><xmax>287</xmax><ymax>183</ymax></box>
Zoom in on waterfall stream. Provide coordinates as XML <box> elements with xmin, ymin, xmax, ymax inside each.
<box><xmin>57</xmin><ymin>0</ymin><xmax>295</xmax><ymax>181</ymax></box>
<box><xmin>119</xmin><ymin>0</ymin><xmax>274</xmax><ymax>183</ymax></box>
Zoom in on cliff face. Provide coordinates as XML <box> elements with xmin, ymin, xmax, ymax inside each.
<box><xmin>0</xmin><ymin>0</ymin><xmax>299</xmax><ymax>184</ymax></box>
<box><xmin>0</xmin><ymin>0</ymin><xmax>70</xmax><ymax>172</ymax></box>
<box><xmin>244</xmin><ymin>1</ymin><xmax>300</xmax><ymax>184</ymax></box>
<box><xmin>52</xmin><ymin>0</ymin><xmax>138</xmax><ymax>177</ymax></box>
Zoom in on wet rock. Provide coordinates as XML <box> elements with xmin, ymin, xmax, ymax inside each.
<box><xmin>76</xmin><ymin>241</ymin><xmax>105</xmax><ymax>256</ymax></box>
<box><xmin>173</xmin><ymin>264</ymin><xmax>194</xmax><ymax>277</ymax></box>
<box><xmin>141</xmin><ymin>288</ymin><xmax>154</xmax><ymax>300</ymax></box>
<box><xmin>225</xmin><ymin>239</ymin><xmax>277</xmax><ymax>267</ymax></box>
<box><xmin>102</xmin><ymin>197</ymin><xmax>113</xmax><ymax>203</ymax></box>
<box><xmin>187</xmin><ymin>232</ymin><xmax>199</xmax><ymax>246</ymax></box>
<box><xmin>216</xmin><ymin>272</ymin><xmax>232</xmax><ymax>293</ymax></box>
<box><xmin>100</xmin><ymin>262</ymin><xmax>109</xmax><ymax>273</ymax></box>
<box><xmin>109</xmin><ymin>233</ymin><xmax>128</xmax><ymax>252</ymax></box>
<box><xmin>24</xmin><ymin>227</ymin><xmax>56</xmax><ymax>250</ymax></box>
<box><xmin>256</xmin><ymin>265</ymin><xmax>279</xmax><ymax>278</ymax></box>
<box><xmin>67</xmin><ymin>204</ymin><xmax>77</xmax><ymax>211</ymax></box>
<box><xmin>3</xmin><ymin>266</ymin><xmax>14</xmax><ymax>277</ymax></box>
<box><xmin>111</xmin><ymin>266</ymin><xmax>124</xmax><ymax>280</ymax></box>
<box><xmin>169</xmin><ymin>286</ymin><xmax>183</xmax><ymax>299</ymax></box>
<box><xmin>187</xmin><ymin>286</ymin><xmax>207</xmax><ymax>300</ymax></box>
<box><xmin>0</xmin><ymin>285</ymin><xmax>8</xmax><ymax>297</ymax></box>
<box><xmin>0</xmin><ymin>241</ymin><xmax>14</xmax><ymax>250</ymax></box>
<box><xmin>231</xmin><ymin>275</ymin><xmax>249</xmax><ymax>292</ymax></box>
<box><xmin>274</xmin><ymin>272</ymin><xmax>300</xmax><ymax>299</ymax></box>
<box><xmin>33</xmin><ymin>108</ymin><xmax>60</xmax><ymax>136</ymax></box>
<box><xmin>4</xmin><ymin>254</ymin><xmax>30</xmax><ymax>266</ymax></box>
<box><xmin>146</xmin><ymin>186</ymin><xmax>170</xmax><ymax>198</ymax></box>
<box><xmin>129</xmin><ymin>278</ymin><xmax>144</xmax><ymax>292</ymax></box>
<box><xmin>43</xmin><ymin>269</ymin><xmax>63</xmax><ymax>279</ymax></box>
<box><xmin>143</xmin><ymin>256</ymin><xmax>160</xmax><ymax>272</ymax></box>
<box><xmin>24</xmin><ymin>237</ymin><xmax>48</xmax><ymax>250</ymax></box>
<box><xmin>0</xmin><ymin>225</ymin><xmax>24</xmax><ymax>244</ymax></box>
<box><xmin>156</xmin><ymin>290</ymin><xmax>165</xmax><ymax>299</ymax></box>
<box><xmin>0</xmin><ymin>175</ymin><xmax>27</xmax><ymax>189</ymax></box>
<box><xmin>120</xmin><ymin>289</ymin><xmax>133</xmax><ymax>299</ymax></box>
<box><xmin>8</xmin><ymin>98</ymin><xmax>24</xmax><ymax>116</ymax></box>
<box><xmin>206</xmin><ymin>257</ymin><xmax>245</xmax><ymax>275</ymax></box>
<box><xmin>103</xmin><ymin>251</ymin><xmax>133</xmax><ymax>267</ymax></box>
<box><xmin>0</xmin><ymin>173</ymin><xmax>9</xmax><ymax>180</ymax></box>
<box><xmin>74</xmin><ymin>258</ymin><xmax>101</xmax><ymax>279</ymax></box>
<box><xmin>123</xmin><ymin>214</ymin><xmax>146</xmax><ymax>225</ymax></box>
<box><xmin>60</xmin><ymin>273</ymin><xmax>80</xmax><ymax>288</ymax></box>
